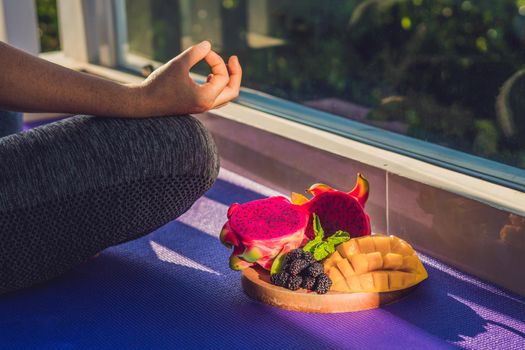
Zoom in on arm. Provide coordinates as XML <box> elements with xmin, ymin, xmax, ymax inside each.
<box><xmin>0</xmin><ymin>41</ymin><xmax>242</xmax><ymax>118</ymax></box>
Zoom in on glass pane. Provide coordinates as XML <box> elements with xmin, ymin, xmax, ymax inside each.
<box><xmin>36</xmin><ymin>0</ymin><xmax>60</xmax><ymax>52</ymax></box>
<box><xmin>122</xmin><ymin>0</ymin><xmax>525</xmax><ymax>171</ymax></box>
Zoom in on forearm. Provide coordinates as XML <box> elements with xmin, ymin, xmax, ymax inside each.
<box><xmin>0</xmin><ymin>42</ymin><xmax>142</xmax><ymax>117</ymax></box>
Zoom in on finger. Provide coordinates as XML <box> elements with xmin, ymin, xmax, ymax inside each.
<box><xmin>201</xmin><ymin>50</ymin><xmax>229</xmax><ymax>96</ymax></box>
<box><xmin>177</xmin><ymin>41</ymin><xmax>211</xmax><ymax>69</ymax></box>
<box><xmin>227</xmin><ymin>55</ymin><xmax>242</xmax><ymax>91</ymax></box>
<box><xmin>212</xmin><ymin>56</ymin><xmax>242</xmax><ymax>107</ymax></box>
<box><xmin>207</xmin><ymin>74</ymin><xmax>213</xmax><ymax>83</ymax></box>
<box><xmin>204</xmin><ymin>50</ymin><xmax>229</xmax><ymax>83</ymax></box>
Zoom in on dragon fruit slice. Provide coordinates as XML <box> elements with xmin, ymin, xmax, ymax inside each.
<box><xmin>220</xmin><ymin>196</ymin><xmax>308</xmax><ymax>270</ymax></box>
<box><xmin>292</xmin><ymin>173</ymin><xmax>371</xmax><ymax>240</ymax></box>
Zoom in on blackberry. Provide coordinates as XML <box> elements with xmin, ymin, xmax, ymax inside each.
<box><xmin>314</xmin><ymin>273</ymin><xmax>332</xmax><ymax>294</ymax></box>
<box><xmin>304</xmin><ymin>262</ymin><xmax>324</xmax><ymax>278</ymax></box>
<box><xmin>301</xmin><ymin>276</ymin><xmax>316</xmax><ymax>290</ymax></box>
<box><xmin>270</xmin><ymin>271</ymin><xmax>290</xmax><ymax>287</ymax></box>
<box><xmin>302</xmin><ymin>251</ymin><xmax>315</xmax><ymax>263</ymax></box>
<box><xmin>286</xmin><ymin>275</ymin><xmax>303</xmax><ymax>291</ymax></box>
<box><xmin>286</xmin><ymin>248</ymin><xmax>304</xmax><ymax>261</ymax></box>
<box><xmin>287</xmin><ymin>259</ymin><xmax>309</xmax><ymax>275</ymax></box>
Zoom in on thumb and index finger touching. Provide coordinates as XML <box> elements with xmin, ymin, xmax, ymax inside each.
<box><xmin>179</xmin><ymin>40</ymin><xmax>241</xmax><ymax>102</ymax></box>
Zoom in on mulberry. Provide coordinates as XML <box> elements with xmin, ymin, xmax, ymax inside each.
<box><xmin>270</xmin><ymin>271</ymin><xmax>290</xmax><ymax>287</ymax></box>
<box><xmin>286</xmin><ymin>248</ymin><xmax>304</xmax><ymax>261</ymax></box>
<box><xmin>286</xmin><ymin>275</ymin><xmax>303</xmax><ymax>291</ymax></box>
<box><xmin>287</xmin><ymin>259</ymin><xmax>309</xmax><ymax>275</ymax></box>
<box><xmin>314</xmin><ymin>273</ymin><xmax>332</xmax><ymax>294</ymax></box>
<box><xmin>304</xmin><ymin>262</ymin><xmax>324</xmax><ymax>278</ymax></box>
<box><xmin>301</xmin><ymin>276</ymin><xmax>316</xmax><ymax>290</ymax></box>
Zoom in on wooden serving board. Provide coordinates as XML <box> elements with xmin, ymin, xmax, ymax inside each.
<box><xmin>242</xmin><ymin>266</ymin><xmax>416</xmax><ymax>313</ymax></box>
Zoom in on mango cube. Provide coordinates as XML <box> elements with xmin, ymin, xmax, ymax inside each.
<box><xmin>401</xmin><ymin>255</ymin><xmax>418</xmax><ymax>272</ymax></box>
<box><xmin>372</xmin><ymin>272</ymin><xmax>389</xmax><ymax>291</ymax></box>
<box><xmin>372</xmin><ymin>235</ymin><xmax>391</xmax><ymax>256</ymax></box>
<box><xmin>357</xmin><ymin>236</ymin><xmax>375</xmax><ymax>253</ymax></box>
<box><xmin>388</xmin><ymin>271</ymin><xmax>407</xmax><ymax>290</ymax></box>
<box><xmin>390</xmin><ymin>237</ymin><xmax>414</xmax><ymax>256</ymax></box>
<box><xmin>346</xmin><ymin>275</ymin><xmax>362</xmax><ymax>291</ymax></box>
<box><xmin>337</xmin><ymin>239</ymin><xmax>360</xmax><ymax>258</ymax></box>
<box><xmin>359</xmin><ymin>273</ymin><xmax>375</xmax><ymax>291</ymax></box>
<box><xmin>327</xmin><ymin>267</ymin><xmax>348</xmax><ymax>292</ymax></box>
<box><xmin>366</xmin><ymin>252</ymin><xmax>383</xmax><ymax>271</ymax></box>
<box><xmin>323</xmin><ymin>251</ymin><xmax>343</xmax><ymax>272</ymax></box>
<box><xmin>349</xmin><ymin>254</ymin><xmax>369</xmax><ymax>274</ymax></box>
<box><xmin>383</xmin><ymin>253</ymin><xmax>403</xmax><ymax>270</ymax></box>
<box><xmin>336</xmin><ymin>258</ymin><xmax>356</xmax><ymax>278</ymax></box>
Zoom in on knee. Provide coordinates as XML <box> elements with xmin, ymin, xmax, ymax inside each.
<box><xmin>150</xmin><ymin>115</ymin><xmax>220</xmax><ymax>188</ymax></box>
<box><xmin>100</xmin><ymin>114</ymin><xmax>220</xmax><ymax>193</ymax></box>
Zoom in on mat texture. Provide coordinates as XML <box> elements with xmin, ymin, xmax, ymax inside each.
<box><xmin>0</xmin><ymin>169</ymin><xmax>524</xmax><ymax>349</ymax></box>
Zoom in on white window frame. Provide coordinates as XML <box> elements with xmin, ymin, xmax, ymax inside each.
<box><xmin>0</xmin><ymin>0</ymin><xmax>39</xmax><ymax>54</ymax></box>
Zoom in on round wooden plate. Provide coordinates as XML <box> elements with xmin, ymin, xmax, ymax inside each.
<box><xmin>242</xmin><ymin>266</ymin><xmax>416</xmax><ymax>313</ymax></box>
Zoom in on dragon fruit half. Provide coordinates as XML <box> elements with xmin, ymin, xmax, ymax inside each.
<box><xmin>293</xmin><ymin>173</ymin><xmax>371</xmax><ymax>240</ymax></box>
<box><xmin>220</xmin><ymin>174</ymin><xmax>371</xmax><ymax>271</ymax></box>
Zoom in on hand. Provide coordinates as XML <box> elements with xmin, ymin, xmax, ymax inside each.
<box><xmin>134</xmin><ymin>41</ymin><xmax>242</xmax><ymax>117</ymax></box>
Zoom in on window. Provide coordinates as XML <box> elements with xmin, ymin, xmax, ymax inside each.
<box><xmin>115</xmin><ymin>0</ymin><xmax>525</xmax><ymax>180</ymax></box>
<box><xmin>36</xmin><ymin>0</ymin><xmax>60</xmax><ymax>52</ymax></box>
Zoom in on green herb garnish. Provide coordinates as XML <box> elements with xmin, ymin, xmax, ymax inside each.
<box><xmin>303</xmin><ymin>214</ymin><xmax>350</xmax><ymax>261</ymax></box>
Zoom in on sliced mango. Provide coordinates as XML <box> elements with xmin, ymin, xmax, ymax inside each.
<box><xmin>323</xmin><ymin>234</ymin><xmax>427</xmax><ymax>293</ymax></box>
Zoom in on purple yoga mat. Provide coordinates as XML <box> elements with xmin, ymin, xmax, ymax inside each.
<box><xmin>0</xmin><ymin>169</ymin><xmax>523</xmax><ymax>349</ymax></box>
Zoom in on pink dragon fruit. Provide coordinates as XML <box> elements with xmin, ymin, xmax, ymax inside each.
<box><xmin>220</xmin><ymin>174</ymin><xmax>371</xmax><ymax>271</ymax></box>
<box><xmin>292</xmin><ymin>173</ymin><xmax>371</xmax><ymax>240</ymax></box>
<box><xmin>220</xmin><ymin>196</ymin><xmax>308</xmax><ymax>270</ymax></box>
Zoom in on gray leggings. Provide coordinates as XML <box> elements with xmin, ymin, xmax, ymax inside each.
<box><xmin>0</xmin><ymin>115</ymin><xmax>219</xmax><ymax>294</ymax></box>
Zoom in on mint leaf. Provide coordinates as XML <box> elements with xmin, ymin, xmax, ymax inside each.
<box><xmin>313</xmin><ymin>246</ymin><xmax>329</xmax><ymax>261</ymax></box>
<box><xmin>303</xmin><ymin>239</ymin><xmax>320</xmax><ymax>253</ymax></box>
<box><xmin>303</xmin><ymin>214</ymin><xmax>345</xmax><ymax>261</ymax></box>
<box><xmin>313</xmin><ymin>242</ymin><xmax>334</xmax><ymax>261</ymax></box>
<box><xmin>304</xmin><ymin>241</ymin><xmax>324</xmax><ymax>255</ymax></box>
<box><xmin>327</xmin><ymin>230</ymin><xmax>350</xmax><ymax>246</ymax></box>
<box><xmin>324</xmin><ymin>242</ymin><xmax>336</xmax><ymax>255</ymax></box>
<box><xmin>270</xmin><ymin>251</ymin><xmax>287</xmax><ymax>275</ymax></box>
<box><xmin>312</xmin><ymin>213</ymin><xmax>325</xmax><ymax>241</ymax></box>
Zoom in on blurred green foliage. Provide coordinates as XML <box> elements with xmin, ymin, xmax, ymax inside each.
<box><xmin>36</xmin><ymin>0</ymin><xmax>59</xmax><ymax>52</ymax></box>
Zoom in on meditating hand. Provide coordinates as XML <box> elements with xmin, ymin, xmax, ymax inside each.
<box><xmin>136</xmin><ymin>40</ymin><xmax>242</xmax><ymax>117</ymax></box>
